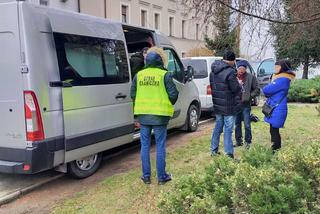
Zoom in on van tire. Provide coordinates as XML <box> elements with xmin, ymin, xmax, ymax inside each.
<box><xmin>187</xmin><ymin>104</ymin><xmax>199</xmax><ymax>132</ymax></box>
<box><xmin>67</xmin><ymin>153</ymin><xmax>102</xmax><ymax>179</ymax></box>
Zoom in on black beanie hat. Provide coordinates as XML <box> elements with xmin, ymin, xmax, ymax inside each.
<box><xmin>223</xmin><ymin>50</ymin><xmax>236</xmax><ymax>61</ymax></box>
<box><xmin>275</xmin><ymin>60</ymin><xmax>292</xmax><ymax>73</ymax></box>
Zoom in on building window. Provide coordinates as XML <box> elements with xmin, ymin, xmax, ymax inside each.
<box><xmin>196</xmin><ymin>24</ymin><xmax>199</xmax><ymax>40</ymax></box>
<box><xmin>121</xmin><ymin>5</ymin><xmax>128</xmax><ymax>23</ymax></box>
<box><xmin>141</xmin><ymin>9</ymin><xmax>147</xmax><ymax>27</ymax></box>
<box><xmin>40</xmin><ymin>0</ymin><xmax>49</xmax><ymax>6</ymax></box>
<box><xmin>169</xmin><ymin>17</ymin><xmax>174</xmax><ymax>36</ymax></box>
<box><xmin>182</xmin><ymin>20</ymin><xmax>186</xmax><ymax>38</ymax></box>
<box><xmin>154</xmin><ymin>13</ymin><xmax>160</xmax><ymax>30</ymax></box>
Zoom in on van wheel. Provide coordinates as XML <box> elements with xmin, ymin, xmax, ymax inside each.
<box><xmin>67</xmin><ymin>153</ymin><xmax>102</xmax><ymax>179</ymax></box>
<box><xmin>187</xmin><ymin>104</ymin><xmax>199</xmax><ymax>132</ymax></box>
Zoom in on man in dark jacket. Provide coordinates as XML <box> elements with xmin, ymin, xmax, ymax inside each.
<box><xmin>131</xmin><ymin>47</ymin><xmax>179</xmax><ymax>185</ymax></box>
<box><xmin>234</xmin><ymin>60</ymin><xmax>260</xmax><ymax>148</ymax></box>
<box><xmin>129</xmin><ymin>47</ymin><xmax>149</xmax><ymax>78</ymax></box>
<box><xmin>210</xmin><ymin>50</ymin><xmax>242</xmax><ymax>158</ymax></box>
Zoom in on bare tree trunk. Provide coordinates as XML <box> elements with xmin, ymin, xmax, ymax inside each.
<box><xmin>302</xmin><ymin>56</ymin><xmax>309</xmax><ymax>79</ymax></box>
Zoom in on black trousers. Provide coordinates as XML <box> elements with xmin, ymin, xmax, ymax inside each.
<box><xmin>270</xmin><ymin>125</ymin><xmax>281</xmax><ymax>150</ymax></box>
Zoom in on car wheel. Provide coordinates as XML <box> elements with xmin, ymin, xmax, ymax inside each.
<box><xmin>67</xmin><ymin>153</ymin><xmax>102</xmax><ymax>179</ymax></box>
<box><xmin>187</xmin><ymin>104</ymin><xmax>199</xmax><ymax>132</ymax></box>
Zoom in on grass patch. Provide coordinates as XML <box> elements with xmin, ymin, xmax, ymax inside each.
<box><xmin>53</xmin><ymin>104</ymin><xmax>320</xmax><ymax>214</ymax></box>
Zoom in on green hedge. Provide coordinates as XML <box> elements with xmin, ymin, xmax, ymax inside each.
<box><xmin>288</xmin><ymin>76</ymin><xmax>320</xmax><ymax>103</ymax></box>
<box><xmin>158</xmin><ymin>143</ymin><xmax>320</xmax><ymax>214</ymax></box>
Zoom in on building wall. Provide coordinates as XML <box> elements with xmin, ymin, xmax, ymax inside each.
<box><xmin>27</xmin><ymin>0</ymin><xmax>79</xmax><ymax>11</ymax></box>
<box><xmin>28</xmin><ymin>0</ymin><xmax>212</xmax><ymax>56</ymax></box>
<box><xmin>49</xmin><ymin>0</ymin><xmax>78</xmax><ymax>11</ymax></box>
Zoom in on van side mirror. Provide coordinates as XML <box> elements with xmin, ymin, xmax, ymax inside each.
<box><xmin>185</xmin><ymin>66</ymin><xmax>194</xmax><ymax>82</ymax></box>
<box><xmin>258</xmin><ymin>68</ymin><xmax>266</xmax><ymax>77</ymax></box>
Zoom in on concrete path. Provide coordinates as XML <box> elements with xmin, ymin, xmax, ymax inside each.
<box><xmin>0</xmin><ymin>170</ymin><xmax>63</xmax><ymax>205</ymax></box>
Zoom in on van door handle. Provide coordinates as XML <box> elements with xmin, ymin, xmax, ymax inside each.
<box><xmin>115</xmin><ymin>93</ymin><xmax>127</xmax><ymax>99</ymax></box>
<box><xmin>50</xmin><ymin>81</ymin><xmax>73</xmax><ymax>88</ymax></box>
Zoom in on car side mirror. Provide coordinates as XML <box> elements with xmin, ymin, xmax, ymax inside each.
<box><xmin>185</xmin><ymin>66</ymin><xmax>194</xmax><ymax>82</ymax></box>
<box><xmin>258</xmin><ymin>68</ymin><xmax>266</xmax><ymax>77</ymax></box>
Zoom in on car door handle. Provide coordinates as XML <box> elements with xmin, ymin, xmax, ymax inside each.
<box><xmin>115</xmin><ymin>93</ymin><xmax>127</xmax><ymax>99</ymax></box>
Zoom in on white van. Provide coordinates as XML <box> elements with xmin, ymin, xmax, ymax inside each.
<box><xmin>182</xmin><ymin>56</ymin><xmax>259</xmax><ymax>113</ymax></box>
<box><xmin>0</xmin><ymin>1</ymin><xmax>200</xmax><ymax>178</ymax></box>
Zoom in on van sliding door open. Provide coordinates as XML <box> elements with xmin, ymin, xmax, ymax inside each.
<box><xmin>53</xmin><ymin>32</ymin><xmax>134</xmax><ymax>163</ymax></box>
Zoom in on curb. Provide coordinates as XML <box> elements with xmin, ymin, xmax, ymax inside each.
<box><xmin>199</xmin><ymin>118</ymin><xmax>214</xmax><ymax>125</ymax></box>
<box><xmin>0</xmin><ymin>174</ymin><xmax>64</xmax><ymax>206</ymax></box>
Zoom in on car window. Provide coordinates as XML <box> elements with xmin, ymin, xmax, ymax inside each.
<box><xmin>258</xmin><ymin>59</ymin><xmax>275</xmax><ymax>76</ymax></box>
<box><xmin>54</xmin><ymin>33</ymin><xmax>129</xmax><ymax>86</ymax></box>
<box><xmin>164</xmin><ymin>49</ymin><xmax>184</xmax><ymax>82</ymax></box>
<box><xmin>182</xmin><ymin>59</ymin><xmax>208</xmax><ymax>79</ymax></box>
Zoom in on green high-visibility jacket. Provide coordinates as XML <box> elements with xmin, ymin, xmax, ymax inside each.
<box><xmin>134</xmin><ymin>67</ymin><xmax>174</xmax><ymax>117</ymax></box>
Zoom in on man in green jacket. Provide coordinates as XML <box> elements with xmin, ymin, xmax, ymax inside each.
<box><xmin>131</xmin><ymin>47</ymin><xmax>179</xmax><ymax>185</ymax></box>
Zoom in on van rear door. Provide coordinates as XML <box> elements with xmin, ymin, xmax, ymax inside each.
<box><xmin>0</xmin><ymin>2</ymin><xmax>26</xmax><ymax>150</ymax></box>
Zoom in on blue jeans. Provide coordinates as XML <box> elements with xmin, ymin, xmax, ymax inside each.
<box><xmin>235</xmin><ymin>106</ymin><xmax>252</xmax><ymax>144</ymax></box>
<box><xmin>140</xmin><ymin>125</ymin><xmax>167</xmax><ymax>180</ymax></box>
<box><xmin>211</xmin><ymin>115</ymin><xmax>235</xmax><ymax>155</ymax></box>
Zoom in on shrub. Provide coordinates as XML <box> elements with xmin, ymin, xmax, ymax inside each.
<box><xmin>158</xmin><ymin>144</ymin><xmax>320</xmax><ymax>214</ymax></box>
<box><xmin>288</xmin><ymin>76</ymin><xmax>320</xmax><ymax>103</ymax></box>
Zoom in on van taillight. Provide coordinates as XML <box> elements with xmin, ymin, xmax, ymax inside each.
<box><xmin>207</xmin><ymin>85</ymin><xmax>212</xmax><ymax>95</ymax></box>
<box><xmin>24</xmin><ymin>91</ymin><xmax>45</xmax><ymax>141</ymax></box>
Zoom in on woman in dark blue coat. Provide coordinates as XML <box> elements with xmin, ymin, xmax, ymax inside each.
<box><xmin>263</xmin><ymin>60</ymin><xmax>295</xmax><ymax>151</ymax></box>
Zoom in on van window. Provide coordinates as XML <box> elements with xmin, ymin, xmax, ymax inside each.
<box><xmin>54</xmin><ymin>33</ymin><xmax>129</xmax><ymax>86</ymax></box>
<box><xmin>182</xmin><ymin>59</ymin><xmax>208</xmax><ymax>79</ymax></box>
<box><xmin>164</xmin><ymin>49</ymin><xmax>184</xmax><ymax>82</ymax></box>
<box><xmin>65</xmin><ymin>43</ymin><xmax>104</xmax><ymax>78</ymax></box>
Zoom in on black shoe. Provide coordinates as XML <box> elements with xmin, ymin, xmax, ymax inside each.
<box><xmin>226</xmin><ymin>154</ymin><xmax>234</xmax><ymax>159</ymax></box>
<box><xmin>245</xmin><ymin>142</ymin><xmax>251</xmax><ymax>150</ymax></box>
<box><xmin>211</xmin><ymin>151</ymin><xmax>221</xmax><ymax>157</ymax></box>
<box><xmin>158</xmin><ymin>173</ymin><xmax>172</xmax><ymax>185</ymax></box>
<box><xmin>234</xmin><ymin>142</ymin><xmax>243</xmax><ymax>147</ymax></box>
<box><xmin>141</xmin><ymin>176</ymin><xmax>151</xmax><ymax>184</ymax></box>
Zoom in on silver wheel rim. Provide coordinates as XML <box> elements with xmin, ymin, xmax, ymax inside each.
<box><xmin>190</xmin><ymin>109</ymin><xmax>198</xmax><ymax>128</ymax></box>
<box><xmin>76</xmin><ymin>154</ymin><xmax>98</xmax><ymax>171</ymax></box>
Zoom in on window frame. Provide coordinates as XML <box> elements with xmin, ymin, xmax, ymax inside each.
<box><xmin>182</xmin><ymin>20</ymin><xmax>186</xmax><ymax>39</ymax></box>
<box><xmin>140</xmin><ymin>8</ymin><xmax>148</xmax><ymax>27</ymax></box>
<box><xmin>154</xmin><ymin>12</ymin><xmax>161</xmax><ymax>30</ymax></box>
<box><xmin>120</xmin><ymin>3</ymin><xmax>130</xmax><ymax>24</ymax></box>
<box><xmin>196</xmin><ymin>23</ymin><xmax>199</xmax><ymax>40</ymax></box>
<box><xmin>53</xmin><ymin>33</ymin><xmax>130</xmax><ymax>86</ymax></box>
<box><xmin>169</xmin><ymin>16</ymin><xmax>174</xmax><ymax>37</ymax></box>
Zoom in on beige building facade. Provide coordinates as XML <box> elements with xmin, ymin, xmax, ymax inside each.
<box><xmin>28</xmin><ymin>0</ymin><xmax>212</xmax><ymax>56</ymax></box>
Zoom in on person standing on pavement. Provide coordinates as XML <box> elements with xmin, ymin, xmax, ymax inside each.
<box><xmin>263</xmin><ymin>60</ymin><xmax>295</xmax><ymax>152</ymax></box>
<box><xmin>210</xmin><ymin>50</ymin><xmax>242</xmax><ymax>158</ymax></box>
<box><xmin>130</xmin><ymin>47</ymin><xmax>179</xmax><ymax>185</ymax></box>
<box><xmin>234</xmin><ymin>60</ymin><xmax>260</xmax><ymax>149</ymax></box>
